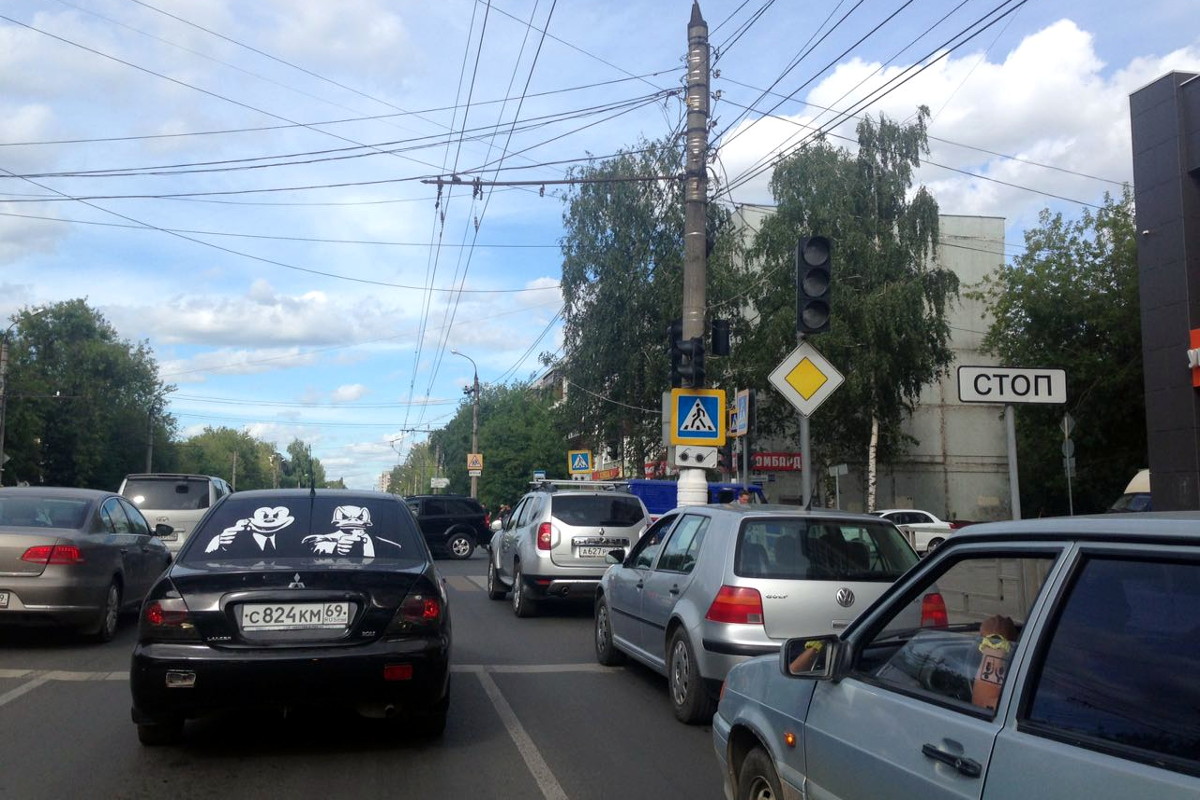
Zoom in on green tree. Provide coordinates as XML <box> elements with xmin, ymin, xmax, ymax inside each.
<box><xmin>387</xmin><ymin>441</ymin><xmax>438</xmax><ymax>497</ymax></box>
<box><xmin>175</xmin><ymin>427</ymin><xmax>278</xmax><ymax>490</ymax></box>
<box><xmin>556</xmin><ymin>137</ymin><xmax>746</xmax><ymax>470</ymax></box>
<box><xmin>1</xmin><ymin>300</ymin><xmax>174</xmax><ymax>489</ymax></box>
<box><xmin>971</xmin><ymin>190</ymin><xmax>1143</xmax><ymax>514</ymax></box>
<box><xmin>280</xmin><ymin>438</ymin><xmax>326</xmax><ymax>488</ymax></box>
<box><xmin>430</xmin><ymin>382</ymin><xmax>565</xmax><ymax>511</ymax></box>
<box><xmin>742</xmin><ymin>109</ymin><xmax>957</xmax><ymax>508</ymax></box>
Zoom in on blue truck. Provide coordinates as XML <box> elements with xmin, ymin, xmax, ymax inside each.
<box><xmin>621</xmin><ymin>479</ymin><xmax>766</xmax><ymax>517</ymax></box>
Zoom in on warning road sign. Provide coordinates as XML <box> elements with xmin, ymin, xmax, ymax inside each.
<box><xmin>467</xmin><ymin>453</ymin><xmax>483</xmax><ymax>471</ymax></box>
<box><xmin>669</xmin><ymin>388</ymin><xmax>726</xmax><ymax>447</ymax></box>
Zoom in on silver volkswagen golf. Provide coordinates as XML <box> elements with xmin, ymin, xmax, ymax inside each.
<box><xmin>594</xmin><ymin>505</ymin><xmax>918</xmax><ymax>723</ymax></box>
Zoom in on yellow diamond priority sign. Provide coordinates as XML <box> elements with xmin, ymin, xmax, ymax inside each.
<box><xmin>768</xmin><ymin>341</ymin><xmax>844</xmax><ymax>417</ymax></box>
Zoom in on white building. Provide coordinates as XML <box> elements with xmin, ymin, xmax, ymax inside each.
<box><xmin>731</xmin><ymin>207</ymin><xmax>1011</xmax><ymax>522</ymax></box>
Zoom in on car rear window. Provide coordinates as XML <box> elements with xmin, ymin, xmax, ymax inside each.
<box><xmin>123</xmin><ymin>478</ymin><xmax>212</xmax><ymax>511</ymax></box>
<box><xmin>0</xmin><ymin>498</ymin><xmax>89</xmax><ymax>529</ymax></box>
<box><xmin>552</xmin><ymin>495</ymin><xmax>645</xmax><ymax>527</ymax></box>
<box><xmin>179</xmin><ymin>496</ymin><xmax>423</xmax><ymax>562</ymax></box>
<box><xmin>736</xmin><ymin>519</ymin><xmax>918</xmax><ymax>580</ymax></box>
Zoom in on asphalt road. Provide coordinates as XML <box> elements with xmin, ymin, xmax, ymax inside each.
<box><xmin>0</xmin><ymin>549</ymin><xmax>726</xmax><ymax>800</ymax></box>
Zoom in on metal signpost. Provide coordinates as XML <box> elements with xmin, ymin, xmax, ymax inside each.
<box><xmin>958</xmin><ymin>366</ymin><xmax>1069</xmax><ymax>520</ymax></box>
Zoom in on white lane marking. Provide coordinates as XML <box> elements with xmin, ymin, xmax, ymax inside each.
<box><xmin>464</xmin><ymin>575</ymin><xmax>487</xmax><ymax>591</ymax></box>
<box><xmin>0</xmin><ymin>674</ymin><xmax>53</xmax><ymax>708</ymax></box>
<box><xmin>443</xmin><ymin>576</ymin><xmax>479</xmax><ymax>592</ymax></box>
<box><xmin>474</xmin><ymin>668</ymin><xmax>569</xmax><ymax>800</ymax></box>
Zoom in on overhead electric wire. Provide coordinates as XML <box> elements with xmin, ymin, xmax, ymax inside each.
<box><xmin>3</xmin><ymin>91</ymin><xmax>675</xmax><ymax>180</ymax></box>
<box><xmin>0</xmin><ymin>69</ymin><xmax>679</xmax><ymax>149</ymax></box>
<box><xmin>717</xmin><ymin>76</ymin><xmax>1124</xmax><ymax>187</ymax></box>
<box><xmin>720</xmin><ymin>0</ymin><xmax>1033</xmax><ymax>197</ymax></box>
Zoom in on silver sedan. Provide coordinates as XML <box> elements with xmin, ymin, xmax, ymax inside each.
<box><xmin>0</xmin><ymin>486</ymin><xmax>172</xmax><ymax>641</ymax></box>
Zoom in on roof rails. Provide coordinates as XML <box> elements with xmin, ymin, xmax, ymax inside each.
<box><xmin>528</xmin><ymin>479</ymin><xmax>626</xmax><ymax>493</ymax></box>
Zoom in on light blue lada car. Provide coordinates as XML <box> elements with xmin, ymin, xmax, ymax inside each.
<box><xmin>712</xmin><ymin>514</ymin><xmax>1200</xmax><ymax>800</ymax></box>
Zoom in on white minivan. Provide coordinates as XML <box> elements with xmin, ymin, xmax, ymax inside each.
<box><xmin>119</xmin><ymin>473</ymin><xmax>233</xmax><ymax>554</ymax></box>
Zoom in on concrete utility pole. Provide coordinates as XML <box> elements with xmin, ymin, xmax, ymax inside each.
<box><xmin>451</xmin><ymin>349</ymin><xmax>480</xmax><ymax>499</ymax></box>
<box><xmin>678</xmin><ymin>1</ymin><xmax>710</xmax><ymax>507</ymax></box>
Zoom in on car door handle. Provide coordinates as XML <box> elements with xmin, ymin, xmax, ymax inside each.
<box><xmin>636</xmin><ymin>580</ymin><xmax>644</xmax><ymax>590</ymax></box>
<box><xmin>669</xmin><ymin>585</ymin><xmax>680</xmax><ymax>595</ymax></box>
<box><xmin>921</xmin><ymin>744</ymin><xmax>982</xmax><ymax>778</ymax></box>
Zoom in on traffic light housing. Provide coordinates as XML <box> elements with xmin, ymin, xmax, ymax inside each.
<box><xmin>796</xmin><ymin>236</ymin><xmax>832</xmax><ymax>335</ymax></box>
<box><xmin>668</xmin><ymin>319</ymin><xmax>706</xmax><ymax>387</ymax></box>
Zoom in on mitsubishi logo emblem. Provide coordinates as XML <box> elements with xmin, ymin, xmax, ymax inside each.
<box><xmin>288</xmin><ymin>573</ymin><xmax>305</xmax><ymax>589</ymax></box>
<box><xmin>835</xmin><ymin>587</ymin><xmax>855</xmax><ymax>608</ymax></box>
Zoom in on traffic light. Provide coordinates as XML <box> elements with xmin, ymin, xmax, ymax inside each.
<box><xmin>667</xmin><ymin>319</ymin><xmax>706</xmax><ymax>387</ymax></box>
<box><xmin>796</xmin><ymin>236</ymin><xmax>832</xmax><ymax>335</ymax></box>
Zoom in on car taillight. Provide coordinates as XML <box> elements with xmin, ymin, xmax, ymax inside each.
<box><xmin>537</xmin><ymin>522</ymin><xmax>553</xmax><ymax>550</ymax></box>
<box><xmin>921</xmin><ymin>592</ymin><xmax>949</xmax><ymax>627</ymax></box>
<box><xmin>139</xmin><ymin>593</ymin><xmax>200</xmax><ymax>641</ymax></box>
<box><xmin>387</xmin><ymin>588</ymin><xmax>443</xmax><ymax>634</ymax></box>
<box><xmin>705</xmin><ymin>585</ymin><xmax>764</xmax><ymax>625</ymax></box>
<box><xmin>21</xmin><ymin>545</ymin><xmax>84</xmax><ymax>564</ymax></box>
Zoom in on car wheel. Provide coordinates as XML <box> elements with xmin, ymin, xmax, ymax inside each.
<box><xmin>411</xmin><ymin>685</ymin><xmax>450</xmax><ymax>738</ymax></box>
<box><xmin>511</xmin><ymin>563</ymin><xmax>538</xmax><ymax>618</ymax></box>
<box><xmin>594</xmin><ymin>597</ymin><xmax>625</xmax><ymax>666</ymax></box>
<box><xmin>668</xmin><ymin>628</ymin><xmax>715</xmax><ymax>724</ymax></box>
<box><xmin>736</xmin><ymin>747</ymin><xmax>782</xmax><ymax>800</ymax></box>
<box><xmin>445</xmin><ymin>532</ymin><xmax>475</xmax><ymax>560</ymax></box>
<box><xmin>85</xmin><ymin>580</ymin><xmax>122</xmax><ymax>643</ymax></box>
<box><xmin>486</xmin><ymin>558</ymin><xmax>506</xmax><ymax>600</ymax></box>
<box><xmin>137</xmin><ymin>717</ymin><xmax>184</xmax><ymax>746</ymax></box>
<box><xmin>925</xmin><ymin>536</ymin><xmax>945</xmax><ymax>554</ymax></box>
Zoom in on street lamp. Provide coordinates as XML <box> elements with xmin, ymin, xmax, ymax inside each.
<box><xmin>451</xmin><ymin>349</ymin><xmax>480</xmax><ymax>499</ymax></box>
<box><xmin>0</xmin><ymin>307</ymin><xmax>48</xmax><ymax>486</ymax></box>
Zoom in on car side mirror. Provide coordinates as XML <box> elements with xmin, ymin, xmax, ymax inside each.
<box><xmin>153</xmin><ymin>523</ymin><xmax>175</xmax><ymax>538</ymax></box>
<box><xmin>605</xmin><ymin>548</ymin><xmax>626</xmax><ymax>564</ymax></box>
<box><xmin>781</xmin><ymin>635</ymin><xmax>841</xmax><ymax>680</ymax></box>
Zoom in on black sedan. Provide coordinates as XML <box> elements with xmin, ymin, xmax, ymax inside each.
<box><xmin>0</xmin><ymin>486</ymin><xmax>172</xmax><ymax>642</ymax></box>
<box><xmin>129</xmin><ymin>489</ymin><xmax>451</xmax><ymax>746</ymax></box>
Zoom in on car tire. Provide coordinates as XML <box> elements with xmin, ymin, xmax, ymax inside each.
<box><xmin>136</xmin><ymin>717</ymin><xmax>183</xmax><ymax>746</ymax></box>
<box><xmin>736</xmin><ymin>747</ymin><xmax>782</xmax><ymax>800</ymax></box>
<box><xmin>412</xmin><ymin>685</ymin><xmax>450</xmax><ymax>738</ymax></box>
<box><xmin>668</xmin><ymin>628</ymin><xmax>715</xmax><ymax>724</ymax></box>
<box><xmin>486</xmin><ymin>558</ymin><xmax>507</xmax><ymax>600</ymax></box>
<box><xmin>925</xmin><ymin>536</ymin><xmax>945</xmax><ymax>554</ymax></box>
<box><xmin>511</xmin><ymin>563</ymin><xmax>538</xmax><ymax>618</ymax></box>
<box><xmin>445</xmin><ymin>532</ymin><xmax>475</xmax><ymax>560</ymax></box>
<box><xmin>85</xmin><ymin>580</ymin><xmax>122</xmax><ymax>643</ymax></box>
<box><xmin>594</xmin><ymin>597</ymin><xmax>625</xmax><ymax>666</ymax></box>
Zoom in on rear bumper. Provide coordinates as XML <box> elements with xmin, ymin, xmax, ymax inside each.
<box><xmin>130</xmin><ymin>635</ymin><xmax>450</xmax><ymax>721</ymax></box>
<box><xmin>520</xmin><ymin>572</ymin><xmax>605</xmax><ymax>600</ymax></box>
<box><xmin>0</xmin><ymin>579</ymin><xmax>106</xmax><ymax>628</ymax></box>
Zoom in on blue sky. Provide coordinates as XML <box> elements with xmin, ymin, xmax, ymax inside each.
<box><xmin>1</xmin><ymin>0</ymin><xmax>1197</xmax><ymax>489</ymax></box>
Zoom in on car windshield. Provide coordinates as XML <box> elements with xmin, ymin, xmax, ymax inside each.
<box><xmin>736</xmin><ymin>518</ymin><xmax>918</xmax><ymax>581</ymax></box>
<box><xmin>552</xmin><ymin>495</ymin><xmax>644</xmax><ymax>527</ymax></box>
<box><xmin>179</xmin><ymin>496</ymin><xmax>423</xmax><ymax>563</ymax></box>
<box><xmin>124</xmin><ymin>478</ymin><xmax>211</xmax><ymax>511</ymax></box>
<box><xmin>0</xmin><ymin>498</ymin><xmax>89</xmax><ymax>529</ymax></box>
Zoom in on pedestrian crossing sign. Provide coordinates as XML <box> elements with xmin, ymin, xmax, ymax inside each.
<box><xmin>669</xmin><ymin>388</ymin><xmax>726</xmax><ymax>446</ymax></box>
<box><xmin>568</xmin><ymin>449</ymin><xmax>593</xmax><ymax>475</ymax></box>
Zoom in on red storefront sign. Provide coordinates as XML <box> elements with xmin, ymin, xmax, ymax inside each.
<box><xmin>644</xmin><ymin>461</ymin><xmax>669</xmax><ymax>478</ymax></box>
<box><xmin>752</xmin><ymin>451</ymin><xmax>803</xmax><ymax>471</ymax></box>
<box><xmin>593</xmin><ymin>467</ymin><xmax>623</xmax><ymax>480</ymax></box>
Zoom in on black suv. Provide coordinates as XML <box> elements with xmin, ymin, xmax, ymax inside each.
<box><xmin>405</xmin><ymin>495</ymin><xmax>490</xmax><ymax>559</ymax></box>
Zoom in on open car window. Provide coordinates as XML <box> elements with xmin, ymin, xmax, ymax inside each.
<box><xmin>179</xmin><ymin>497</ymin><xmax>422</xmax><ymax>562</ymax></box>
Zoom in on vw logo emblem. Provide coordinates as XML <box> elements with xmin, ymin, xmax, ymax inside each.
<box><xmin>835</xmin><ymin>587</ymin><xmax>855</xmax><ymax>608</ymax></box>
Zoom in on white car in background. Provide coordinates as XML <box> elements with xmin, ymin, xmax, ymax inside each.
<box><xmin>872</xmin><ymin>508</ymin><xmax>965</xmax><ymax>554</ymax></box>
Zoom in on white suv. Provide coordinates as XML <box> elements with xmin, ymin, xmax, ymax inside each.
<box><xmin>119</xmin><ymin>473</ymin><xmax>232</xmax><ymax>554</ymax></box>
<box><xmin>487</xmin><ymin>484</ymin><xmax>649</xmax><ymax>617</ymax></box>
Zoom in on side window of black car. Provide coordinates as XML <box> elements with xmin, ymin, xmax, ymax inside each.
<box><xmin>1024</xmin><ymin>556</ymin><xmax>1200</xmax><ymax>772</ymax></box>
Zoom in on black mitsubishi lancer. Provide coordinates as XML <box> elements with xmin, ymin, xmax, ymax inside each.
<box><xmin>129</xmin><ymin>488</ymin><xmax>451</xmax><ymax>746</ymax></box>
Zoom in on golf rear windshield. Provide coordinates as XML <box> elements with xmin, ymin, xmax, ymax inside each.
<box><xmin>180</xmin><ymin>496</ymin><xmax>422</xmax><ymax>562</ymax></box>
